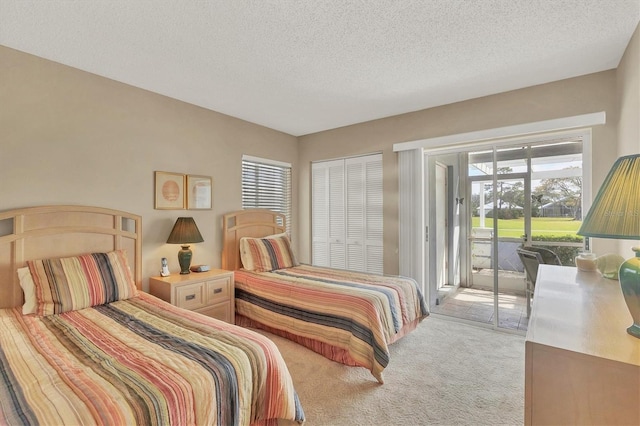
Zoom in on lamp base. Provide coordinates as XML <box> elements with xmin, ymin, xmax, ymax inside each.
<box><xmin>177</xmin><ymin>245</ymin><xmax>192</xmax><ymax>275</ymax></box>
<box><xmin>627</xmin><ymin>324</ymin><xmax>640</xmax><ymax>339</ymax></box>
<box><xmin>619</xmin><ymin>247</ymin><xmax>640</xmax><ymax>339</ymax></box>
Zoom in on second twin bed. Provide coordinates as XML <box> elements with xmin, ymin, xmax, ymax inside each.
<box><xmin>222</xmin><ymin>209</ymin><xmax>429</xmax><ymax>383</ymax></box>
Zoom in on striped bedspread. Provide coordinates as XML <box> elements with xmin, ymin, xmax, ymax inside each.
<box><xmin>0</xmin><ymin>293</ymin><xmax>304</xmax><ymax>426</ymax></box>
<box><xmin>234</xmin><ymin>265</ymin><xmax>429</xmax><ymax>383</ymax></box>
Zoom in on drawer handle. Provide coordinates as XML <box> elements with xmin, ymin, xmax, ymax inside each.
<box><xmin>213</xmin><ymin>288</ymin><xmax>223</xmax><ymax>294</ymax></box>
<box><xmin>185</xmin><ymin>294</ymin><xmax>196</xmax><ymax>301</ymax></box>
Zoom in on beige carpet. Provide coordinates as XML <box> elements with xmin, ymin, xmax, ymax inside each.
<box><xmin>259</xmin><ymin>316</ymin><xmax>525</xmax><ymax>426</ymax></box>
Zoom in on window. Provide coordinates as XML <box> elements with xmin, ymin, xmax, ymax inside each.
<box><xmin>242</xmin><ymin>155</ymin><xmax>292</xmax><ymax>233</ymax></box>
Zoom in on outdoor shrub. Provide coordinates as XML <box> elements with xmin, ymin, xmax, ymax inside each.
<box><xmin>531</xmin><ymin>234</ymin><xmax>583</xmax><ymax>266</ymax></box>
<box><xmin>486</xmin><ymin>208</ymin><xmax>524</xmax><ymax>220</ymax></box>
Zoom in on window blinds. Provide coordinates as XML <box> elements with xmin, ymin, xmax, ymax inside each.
<box><xmin>242</xmin><ymin>156</ymin><xmax>292</xmax><ymax>233</ymax></box>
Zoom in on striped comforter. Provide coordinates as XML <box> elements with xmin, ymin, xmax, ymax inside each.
<box><xmin>0</xmin><ymin>293</ymin><xmax>304</xmax><ymax>426</ymax></box>
<box><xmin>234</xmin><ymin>265</ymin><xmax>429</xmax><ymax>383</ymax></box>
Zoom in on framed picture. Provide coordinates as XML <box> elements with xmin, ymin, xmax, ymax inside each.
<box><xmin>154</xmin><ymin>171</ymin><xmax>185</xmax><ymax>210</ymax></box>
<box><xmin>187</xmin><ymin>175</ymin><xmax>212</xmax><ymax>210</ymax></box>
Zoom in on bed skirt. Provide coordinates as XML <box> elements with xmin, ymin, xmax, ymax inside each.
<box><xmin>236</xmin><ymin>313</ymin><xmax>424</xmax><ymax>384</ymax></box>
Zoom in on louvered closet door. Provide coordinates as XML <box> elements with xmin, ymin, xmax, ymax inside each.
<box><xmin>345</xmin><ymin>155</ymin><xmax>383</xmax><ymax>273</ymax></box>
<box><xmin>363</xmin><ymin>155</ymin><xmax>383</xmax><ymax>274</ymax></box>
<box><xmin>345</xmin><ymin>158</ymin><xmax>365</xmax><ymax>271</ymax></box>
<box><xmin>311</xmin><ymin>164</ymin><xmax>329</xmax><ymax>266</ymax></box>
<box><xmin>312</xmin><ymin>159</ymin><xmax>345</xmax><ymax>268</ymax></box>
<box><xmin>328</xmin><ymin>161</ymin><xmax>346</xmax><ymax>269</ymax></box>
<box><xmin>312</xmin><ymin>154</ymin><xmax>383</xmax><ymax>274</ymax></box>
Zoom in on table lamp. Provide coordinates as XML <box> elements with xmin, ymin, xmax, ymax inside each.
<box><xmin>167</xmin><ymin>217</ymin><xmax>204</xmax><ymax>274</ymax></box>
<box><xmin>577</xmin><ymin>153</ymin><xmax>640</xmax><ymax>338</ymax></box>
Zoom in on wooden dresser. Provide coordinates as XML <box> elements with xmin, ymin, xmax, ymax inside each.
<box><xmin>525</xmin><ymin>265</ymin><xmax>640</xmax><ymax>425</ymax></box>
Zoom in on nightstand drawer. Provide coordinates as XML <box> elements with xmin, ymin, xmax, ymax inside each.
<box><xmin>175</xmin><ymin>282</ymin><xmax>205</xmax><ymax>310</ymax></box>
<box><xmin>206</xmin><ymin>277</ymin><xmax>230</xmax><ymax>303</ymax></box>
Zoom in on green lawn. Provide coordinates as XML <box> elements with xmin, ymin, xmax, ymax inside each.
<box><xmin>472</xmin><ymin>217</ymin><xmax>582</xmax><ymax>238</ymax></box>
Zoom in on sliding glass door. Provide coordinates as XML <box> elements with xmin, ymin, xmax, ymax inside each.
<box><xmin>468</xmin><ymin>147</ymin><xmax>530</xmax><ymax>331</ymax></box>
<box><xmin>427</xmin><ymin>137</ymin><xmax>586</xmax><ymax>332</ymax></box>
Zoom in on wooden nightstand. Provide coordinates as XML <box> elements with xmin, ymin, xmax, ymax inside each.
<box><xmin>149</xmin><ymin>269</ymin><xmax>235</xmax><ymax>324</ymax></box>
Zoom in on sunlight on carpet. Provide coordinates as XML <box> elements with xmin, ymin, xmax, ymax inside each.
<box><xmin>258</xmin><ymin>316</ymin><xmax>525</xmax><ymax>426</ymax></box>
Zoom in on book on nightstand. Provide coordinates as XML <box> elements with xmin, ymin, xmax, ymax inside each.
<box><xmin>190</xmin><ymin>264</ymin><xmax>210</xmax><ymax>272</ymax></box>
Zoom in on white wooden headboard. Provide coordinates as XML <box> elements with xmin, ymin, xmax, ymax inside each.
<box><xmin>0</xmin><ymin>205</ymin><xmax>142</xmax><ymax>309</ymax></box>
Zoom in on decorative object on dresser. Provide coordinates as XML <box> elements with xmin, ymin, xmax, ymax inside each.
<box><xmin>577</xmin><ymin>153</ymin><xmax>640</xmax><ymax>338</ymax></box>
<box><xmin>595</xmin><ymin>253</ymin><xmax>626</xmax><ymax>279</ymax></box>
<box><xmin>166</xmin><ymin>217</ymin><xmax>204</xmax><ymax>274</ymax></box>
<box><xmin>574</xmin><ymin>251</ymin><xmax>598</xmax><ymax>272</ymax></box>
<box><xmin>149</xmin><ymin>269</ymin><xmax>235</xmax><ymax>324</ymax></box>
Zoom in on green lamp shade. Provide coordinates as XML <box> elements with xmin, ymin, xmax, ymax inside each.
<box><xmin>577</xmin><ymin>154</ymin><xmax>640</xmax><ymax>338</ymax></box>
<box><xmin>167</xmin><ymin>217</ymin><xmax>204</xmax><ymax>274</ymax></box>
<box><xmin>577</xmin><ymin>154</ymin><xmax>640</xmax><ymax>240</ymax></box>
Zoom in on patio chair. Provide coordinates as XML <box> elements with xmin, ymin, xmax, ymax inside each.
<box><xmin>517</xmin><ymin>247</ymin><xmax>562</xmax><ymax>317</ymax></box>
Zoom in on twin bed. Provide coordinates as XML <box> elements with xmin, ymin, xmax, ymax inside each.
<box><xmin>222</xmin><ymin>209</ymin><xmax>428</xmax><ymax>384</ymax></box>
<box><xmin>0</xmin><ymin>205</ymin><xmax>427</xmax><ymax>425</ymax></box>
<box><xmin>0</xmin><ymin>206</ymin><xmax>303</xmax><ymax>426</ymax></box>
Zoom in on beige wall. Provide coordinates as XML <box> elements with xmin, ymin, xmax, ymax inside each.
<box><xmin>298</xmin><ymin>70</ymin><xmax>620</xmax><ymax>273</ymax></box>
<box><xmin>0</xmin><ymin>46</ymin><xmax>298</xmax><ymax>290</ymax></box>
<box><xmin>3</xmin><ymin>27</ymin><xmax>637</xmax><ymax>284</ymax></box>
<box><xmin>617</xmin><ymin>23</ymin><xmax>640</xmax><ymax>157</ymax></box>
<box><xmin>616</xmin><ymin>23</ymin><xmax>640</xmax><ymax>254</ymax></box>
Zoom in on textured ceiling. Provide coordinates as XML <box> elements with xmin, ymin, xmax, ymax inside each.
<box><xmin>1</xmin><ymin>1</ymin><xmax>639</xmax><ymax>136</ymax></box>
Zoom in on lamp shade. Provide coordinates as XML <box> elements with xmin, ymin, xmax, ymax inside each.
<box><xmin>577</xmin><ymin>154</ymin><xmax>640</xmax><ymax>240</ymax></box>
<box><xmin>166</xmin><ymin>217</ymin><xmax>204</xmax><ymax>244</ymax></box>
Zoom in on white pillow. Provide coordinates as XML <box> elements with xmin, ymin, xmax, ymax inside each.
<box><xmin>17</xmin><ymin>267</ymin><xmax>37</xmax><ymax>315</ymax></box>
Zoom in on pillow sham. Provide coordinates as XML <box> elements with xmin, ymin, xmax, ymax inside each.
<box><xmin>27</xmin><ymin>249</ymin><xmax>138</xmax><ymax>316</ymax></box>
<box><xmin>240</xmin><ymin>233</ymin><xmax>298</xmax><ymax>272</ymax></box>
<box><xmin>17</xmin><ymin>267</ymin><xmax>37</xmax><ymax>315</ymax></box>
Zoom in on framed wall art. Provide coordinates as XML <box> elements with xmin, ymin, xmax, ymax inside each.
<box><xmin>187</xmin><ymin>174</ymin><xmax>212</xmax><ymax>210</ymax></box>
<box><xmin>154</xmin><ymin>171</ymin><xmax>185</xmax><ymax>210</ymax></box>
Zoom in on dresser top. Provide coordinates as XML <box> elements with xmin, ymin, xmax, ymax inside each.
<box><xmin>526</xmin><ymin>265</ymin><xmax>640</xmax><ymax>366</ymax></box>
